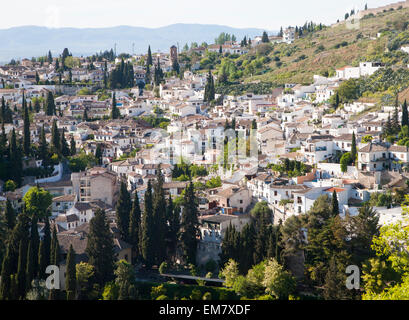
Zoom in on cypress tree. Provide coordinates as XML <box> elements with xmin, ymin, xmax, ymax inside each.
<box><xmin>23</xmin><ymin>94</ymin><xmax>30</xmax><ymax>156</ymax></box>
<box><xmin>180</xmin><ymin>182</ymin><xmax>199</xmax><ymax>265</ymax></box>
<box><xmin>0</xmin><ymin>246</ymin><xmax>12</xmax><ymax>300</ymax></box>
<box><xmin>402</xmin><ymin>99</ymin><xmax>408</xmax><ymax>128</ymax></box>
<box><xmin>9</xmin><ymin>128</ymin><xmax>23</xmax><ymax>187</ymax></box>
<box><xmin>45</xmin><ymin>92</ymin><xmax>55</xmax><ymax>116</ymax></box>
<box><xmin>37</xmin><ymin>240</ymin><xmax>46</xmax><ymax>279</ymax></box>
<box><xmin>147</xmin><ymin>45</ymin><xmax>153</xmax><ymax>66</ymax></box>
<box><xmin>351</xmin><ymin>131</ymin><xmax>357</xmax><ymax>164</ymax></box>
<box><xmin>30</xmin><ymin>217</ymin><xmax>40</xmax><ymax>278</ymax></box>
<box><xmin>129</xmin><ymin>191</ymin><xmax>141</xmax><ymax>261</ymax></box>
<box><xmin>25</xmin><ymin>240</ymin><xmax>35</xmax><ymax>291</ymax></box>
<box><xmin>70</xmin><ymin>135</ymin><xmax>76</xmax><ymax>156</ymax></box>
<box><xmin>111</xmin><ymin>92</ymin><xmax>120</xmax><ymax>119</ymax></box>
<box><xmin>166</xmin><ymin>195</ymin><xmax>179</xmax><ymax>263</ymax></box>
<box><xmin>39</xmin><ymin>125</ymin><xmax>49</xmax><ymax>168</ymax></box>
<box><xmin>116</xmin><ymin>181</ymin><xmax>132</xmax><ymax>242</ymax></box>
<box><xmin>82</xmin><ymin>108</ymin><xmax>88</xmax><ymax>121</ymax></box>
<box><xmin>152</xmin><ymin>168</ymin><xmax>167</xmax><ymax>264</ymax></box>
<box><xmin>5</xmin><ymin>199</ymin><xmax>16</xmax><ymax>230</ymax></box>
<box><xmin>392</xmin><ymin>101</ymin><xmax>400</xmax><ymax>133</ymax></box>
<box><xmin>16</xmin><ymin>240</ymin><xmax>27</xmax><ymax>299</ymax></box>
<box><xmin>43</xmin><ymin>218</ymin><xmax>51</xmax><ymax>269</ymax></box>
<box><xmin>86</xmin><ymin>209</ymin><xmax>115</xmax><ymax>286</ymax></box>
<box><xmin>332</xmin><ymin>190</ymin><xmax>339</xmax><ymax>216</ymax></box>
<box><xmin>140</xmin><ymin>180</ymin><xmax>154</xmax><ymax>267</ymax></box>
<box><xmin>66</xmin><ymin>244</ymin><xmax>76</xmax><ymax>300</ymax></box>
<box><xmin>60</xmin><ymin>128</ymin><xmax>70</xmax><ymax>157</ymax></box>
<box><xmin>51</xmin><ymin>120</ymin><xmax>60</xmax><ymax>154</ymax></box>
<box><xmin>34</xmin><ymin>99</ymin><xmax>40</xmax><ymax>113</ymax></box>
<box><xmin>261</xmin><ymin>31</ymin><xmax>270</xmax><ymax>43</ymax></box>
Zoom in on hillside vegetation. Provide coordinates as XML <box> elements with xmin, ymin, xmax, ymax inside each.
<box><xmin>202</xmin><ymin>6</ymin><xmax>409</xmax><ymax>95</ymax></box>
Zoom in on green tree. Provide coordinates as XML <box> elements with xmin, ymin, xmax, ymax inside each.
<box><xmin>262</xmin><ymin>258</ymin><xmax>296</xmax><ymax>299</ymax></box>
<box><xmin>140</xmin><ymin>180</ymin><xmax>154</xmax><ymax>267</ymax></box>
<box><xmin>180</xmin><ymin>182</ymin><xmax>199</xmax><ymax>265</ymax></box>
<box><xmin>76</xmin><ymin>262</ymin><xmax>95</xmax><ymax>300</ymax></box>
<box><xmin>331</xmin><ymin>190</ymin><xmax>339</xmax><ymax>216</ymax></box>
<box><xmin>70</xmin><ymin>135</ymin><xmax>76</xmax><ymax>156</ymax></box>
<box><xmin>129</xmin><ymin>191</ymin><xmax>141</xmax><ymax>262</ymax></box>
<box><xmin>402</xmin><ymin>100</ymin><xmax>408</xmax><ymax>128</ymax></box>
<box><xmin>110</xmin><ymin>92</ymin><xmax>120</xmax><ymax>119</ymax></box>
<box><xmin>116</xmin><ymin>181</ymin><xmax>132</xmax><ymax>242</ymax></box>
<box><xmin>4</xmin><ymin>199</ymin><xmax>16</xmax><ymax>230</ymax></box>
<box><xmin>45</xmin><ymin>92</ymin><xmax>55</xmax><ymax>116</ymax></box>
<box><xmin>351</xmin><ymin>131</ymin><xmax>357</xmax><ymax>164</ymax></box>
<box><xmin>23</xmin><ymin>187</ymin><xmax>52</xmax><ymax>220</ymax></box>
<box><xmin>23</xmin><ymin>95</ymin><xmax>30</xmax><ymax>156</ymax></box>
<box><xmin>16</xmin><ymin>240</ymin><xmax>27</xmax><ymax>299</ymax></box>
<box><xmin>86</xmin><ymin>209</ymin><xmax>115</xmax><ymax>285</ymax></box>
<box><xmin>261</xmin><ymin>31</ymin><xmax>270</xmax><ymax>43</ymax></box>
<box><xmin>66</xmin><ymin>244</ymin><xmax>77</xmax><ymax>300</ymax></box>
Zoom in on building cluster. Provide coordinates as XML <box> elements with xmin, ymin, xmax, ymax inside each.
<box><xmin>1</xmin><ymin>38</ymin><xmax>406</xmax><ymax>267</ymax></box>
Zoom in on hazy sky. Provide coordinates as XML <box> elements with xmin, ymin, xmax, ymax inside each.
<box><xmin>0</xmin><ymin>0</ymin><xmax>399</xmax><ymax>30</ymax></box>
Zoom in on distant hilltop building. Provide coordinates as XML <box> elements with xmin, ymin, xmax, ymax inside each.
<box><xmin>335</xmin><ymin>62</ymin><xmax>383</xmax><ymax>80</ymax></box>
<box><xmin>283</xmin><ymin>27</ymin><xmax>295</xmax><ymax>44</ymax></box>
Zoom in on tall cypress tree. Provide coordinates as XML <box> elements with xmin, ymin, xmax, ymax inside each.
<box><xmin>166</xmin><ymin>195</ymin><xmax>179</xmax><ymax>263</ymax></box>
<box><xmin>5</xmin><ymin>199</ymin><xmax>16</xmax><ymax>230</ymax></box>
<box><xmin>60</xmin><ymin>128</ymin><xmax>70</xmax><ymax>157</ymax></box>
<box><xmin>39</xmin><ymin>125</ymin><xmax>49</xmax><ymax>168</ymax></box>
<box><xmin>332</xmin><ymin>190</ymin><xmax>339</xmax><ymax>216</ymax></box>
<box><xmin>392</xmin><ymin>102</ymin><xmax>400</xmax><ymax>133</ymax></box>
<box><xmin>147</xmin><ymin>45</ymin><xmax>153</xmax><ymax>66</ymax></box>
<box><xmin>30</xmin><ymin>217</ymin><xmax>40</xmax><ymax>279</ymax></box>
<box><xmin>140</xmin><ymin>180</ymin><xmax>154</xmax><ymax>267</ymax></box>
<box><xmin>86</xmin><ymin>209</ymin><xmax>115</xmax><ymax>286</ymax></box>
<box><xmin>45</xmin><ymin>92</ymin><xmax>55</xmax><ymax>116</ymax></box>
<box><xmin>0</xmin><ymin>246</ymin><xmax>12</xmax><ymax>300</ymax></box>
<box><xmin>402</xmin><ymin>99</ymin><xmax>408</xmax><ymax>128</ymax></box>
<box><xmin>129</xmin><ymin>191</ymin><xmax>141</xmax><ymax>262</ymax></box>
<box><xmin>116</xmin><ymin>181</ymin><xmax>132</xmax><ymax>242</ymax></box>
<box><xmin>25</xmin><ymin>239</ymin><xmax>35</xmax><ymax>291</ymax></box>
<box><xmin>70</xmin><ymin>135</ymin><xmax>76</xmax><ymax>156</ymax></box>
<box><xmin>152</xmin><ymin>168</ymin><xmax>167</xmax><ymax>264</ymax></box>
<box><xmin>16</xmin><ymin>240</ymin><xmax>27</xmax><ymax>299</ymax></box>
<box><xmin>351</xmin><ymin>131</ymin><xmax>357</xmax><ymax>164</ymax></box>
<box><xmin>180</xmin><ymin>182</ymin><xmax>199</xmax><ymax>265</ymax></box>
<box><xmin>37</xmin><ymin>240</ymin><xmax>46</xmax><ymax>279</ymax></box>
<box><xmin>23</xmin><ymin>94</ymin><xmax>30</xmax><ymax>156</ymax></box>
<box><xmin>51</xmin><ymin>120</ymin><xmax>60</xmax><ymax>154</ymax></box>
<box><xmin>66</xmin><ymin>244</ymin><xmax>76</xmax><ymax>300</ymax></box>
<box><xmin>9</xmin><ymin>128</ymin><xmax>23</xmax><ymax>187</ymax></box>
<box><xmin>110</xmin><ymin>92</ymin><xmax>120</xmax><ymax>119</ymax></box>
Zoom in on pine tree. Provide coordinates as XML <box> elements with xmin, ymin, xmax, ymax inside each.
<box><xmin>5</xmin><ymin>199</ymin><xmax>16</xmax><ymax>230</ymax></box>
<box><xmin>23</xmin><ymin>95</ymin><xmax>30</xmax><ymax>156</ymax></box>
<box><xmin>402</xmin><ymin>99</ymin><xmax>408</xmax><ymax>128</ymax></box>
<box><xmin>51</xmin><ymin>120</ymin><xmax>60</xmax><ymax>154</ymax></box>
<box><xmin>116</xmin><ymin>181</ymin><xmax>132</xmax><ymax>242</ymax></box>
<box><xmin>45</xmin><ymin>92</ymin><xmax>55</xmax><ymax>116</ymax></box>
<box><xmin>140</xmin><ymin>180</ymin><xmax>155</xmax><ymax>267</ymax></box>
<box><xmin>66</xmin><ymin>244</ymin><xmax>76</xmax><ymax>300</ymax></box>
<box><xmin>180</xmin><ymin>182</ymin><xmax>199</xmax><ymax>265</ymax></box>
<box><xmin>16</xmin><ymin>240</ymin><xmax>27</xmax><ymax>299</ymax></box>
<box><xmin>86</xmin><ymin>209</ymin><xmax>115</xmax><ymax>285</ymax></box>
<box><xmin>129</xmin><ymin>191</ymin><xmax>141</xmax><ymax>262</ymax></box>
<box><xmin>70</xmin><ymin>135</ymin><xmax>76</xmax><ymax>156</ymax></box>
<box><xmin>351</xmin><ymin>131</ymin><xmax>357</xmax><ymax>164</ymax></box>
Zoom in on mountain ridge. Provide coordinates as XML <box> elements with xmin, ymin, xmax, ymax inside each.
<box><xmin>0</xmin><ymin>24</ymin><xmax>275</xmax><ymax>62</ymax></box>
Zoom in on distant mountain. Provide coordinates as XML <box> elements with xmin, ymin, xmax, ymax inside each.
<box><xmin>0</xmin><ymin>24</ymin><xmax>274</xmax><ymax>63</ymax></box>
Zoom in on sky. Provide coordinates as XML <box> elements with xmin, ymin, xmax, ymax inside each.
<box><xmin>0</xmin><ymin>0</ymin><xmax>400</xmax><ymax>30</ymax></box>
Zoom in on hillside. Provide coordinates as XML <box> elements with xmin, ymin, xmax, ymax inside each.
<box><xmin>0</xmin><ymin>24</ymin><xmax>270</xmax><ymax>63</ymax></box>
<box><xmin>208</xmin><ymin>6</ymin><xmax>409</xmax><ymax>92</ymax></box>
